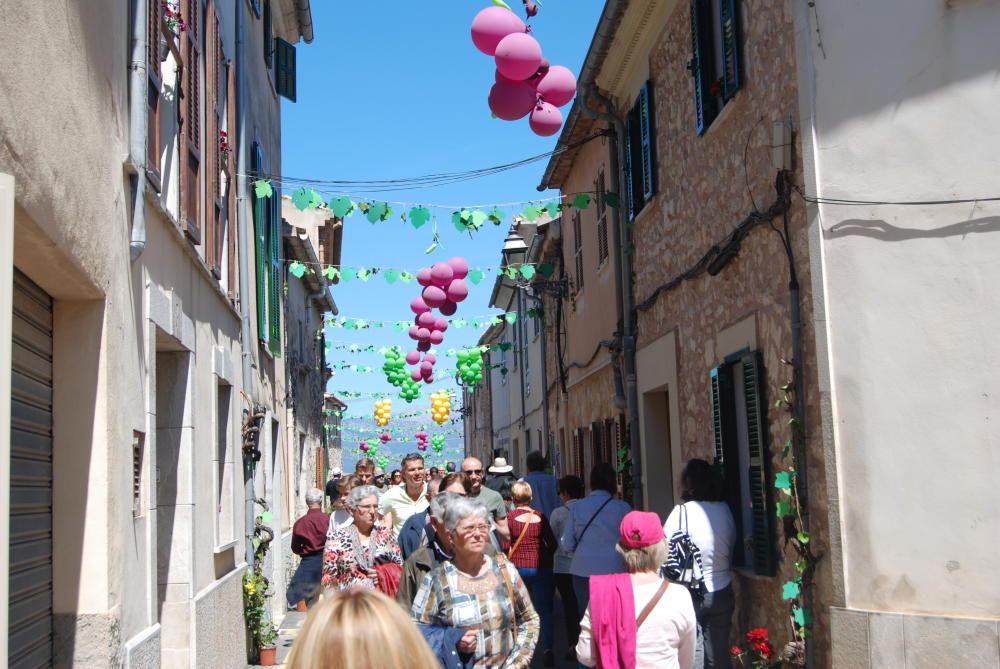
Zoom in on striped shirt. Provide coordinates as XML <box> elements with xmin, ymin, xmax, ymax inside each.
<box><xmin>411</xmin><ymin>555</ymin><xmax>539</xmax><ymax>668</ymax></box>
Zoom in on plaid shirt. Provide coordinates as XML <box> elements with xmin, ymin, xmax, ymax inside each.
<box><xmin>411</xmin><ymin>555</ymin><xmax>539</xmax><ymax>668</ymax></box>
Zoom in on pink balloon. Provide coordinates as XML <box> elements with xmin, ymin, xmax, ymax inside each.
<box><xmin>537</xmin><ymin>65</ymin><xmax>577</xmax><ymax>107</ymax></box>
<box><xmin>380</xmin><ymin>433</ymin><xmax>391</xmax><ymax>443</ymax></box>
<box><xmin>421</xmin><ymin>361</ymin><xmax>434</xmax><ymax>374</ymax></box>
<box><xmin>434</xmin><ymin>318</ymin><xmax>448</xmax><ymax>333</ymax></box>
<box><xmin>448</xmin><ymin>257</ymin><xmax>469</xmax><ymax>279</ymax></box>
<box><xmin>410</xmin><ymin>297</ymin><xmax>430</xmax><ymax>314</ymax></box>
<box><xmin>495</xmin><ymin>69</ymin><xmax>518</xmax><ymax>85</ymax></box>
<box><xmin>417</xmin><ymin>341</ymin><xmax>431</xmax><ymax>352</ymax></box>
<box><xmin>446</xmin><ymin>279</ymin><xmax>469</xmax><ymax>303</ymax></box>
<box><xmin>417</xmin><ymin>443</ymin><xmax>427</xmax><ymax>451</ymax></box>
<box><xmin>424</xmin><ymin>375</ymin><xmax>434</xmax><ymax>384</ymax></box>
<box><xmin>417</xmin><ymin>267</ymin><xmax>433</xmax><ymax>287</ymax></box>
<box><xmin>424</xmin><ymin>354</ymin><xmax>437</xmax><ymax>365</ymax></box>
<box><xmin>431</xmin><ymin>262</ymin><xmax>455</xmax><ymax>287</ymax></box>
<box><xmin>439</xmin><ymin>300</ymin><xmax>458</xmax><ymax>316</ymax></box>
<box><xmin>411</xmin><ymin>369</ymin><xmax>422</xmax><ymax>382</ymax></box>
<box><xmin>408</xmin><ymin>326</ymin><xmax>421</xmax><ymax>341</ymax></box>
<box><xmin>488</xmin><ymin>80</ymin><xmax>538</xmax><ymax>121</ymax></box>
<box><xmin>405</xmin><ymin>350</ymin><xmax>421</xmax><ymax>365</ymax></box>
<box><xmin>417</xmin><ymin>312</ymin><xmax>437</xmax><ymax>328</ymax></box>
<box><xmin>429</xmin><ymin>330</ymin><xmax>445</xmax><ymax>345</ymax></box>
<box><xmin>530</xmin><ymin>101</ymin><xmax>563</xmax><ymax>137</ymax></box>
<box><xmin>422</xmin><ymin>285</ymin><xmax>447</xmax><ymax>308</ymax></box>
<box><xmin>416</xmin><ymin>327</ymin><xmax>431</xmax><ymax>341</ymax></box>
<box><xmin>471</xmin><ymin>6</ymin><xmax>526</xmax><ymax>56</ymax></box>
<box><xmin>495</xmin><ymin>33</ymin><xmax>543</xmax><ymax>81</ymax></box>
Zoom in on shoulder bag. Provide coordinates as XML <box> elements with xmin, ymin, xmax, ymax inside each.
<box><xmin>662</xmin><ymin>503</ymin><xmax>707</xmax><ymax>601</ymax></box>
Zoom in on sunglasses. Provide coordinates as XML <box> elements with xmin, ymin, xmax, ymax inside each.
<box><xmin>462</xmin><ymin>469</ymin><xmax>485</xmax><ymax>476</ymax></box>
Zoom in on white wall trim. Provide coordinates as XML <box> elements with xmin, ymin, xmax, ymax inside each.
<box><xmin>0</xmin><ymin>172</ymin><xmax>15</xmax><ymax>663</ymax></box>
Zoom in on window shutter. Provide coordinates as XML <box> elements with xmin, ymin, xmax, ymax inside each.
<box><xmin>180</xmin><ymin>0</ymin><xmax>202</xmax><ymax>243</ymax></box>
<box><xmin>639</xmin><ymin>82</ymin><xmax>656</xmax><ymax>201</ymax></box>
<box><xmin>268</xmin><ymin>190</ymin><xmax>282</xmax><ymax>356</ymax></box>
<box><xmin>625</xmin><ymin>103</ymin><xmax>643</xmax><ymax>219</ymax></box>
<box><xmin>720</xmin><ymin>0</ymin><xmax>741</xmax><ymax>101</ymax></box>
<box><xmin>711</xmin><ymin>363</ymin><xmax>744</xmax><ymax>561</ymax></box>
<box><xmin>146</xmin><ymin>0</ymin><xmax>163</xmax><ymax>185</ymax></box>
<box><xmin>226</xmin><ymin>56</ymin><xmax>237</xmax><ymax>297</ymax></box>
<box><xmin>263</xmin><ymin>0</ymin><xmax>273</xmax><ymax>68</ymax></box>
<box><xmin>206</xmin><ymin>4</ymin><xmax>221</xmax><ymax>274</ymax></box>
<box><xmin>689</xmin><ymin>0</ymin><xmax>717</xmax><ymax>135</ymax></box>
<box><xmin>740</xmin><ymin>350</ymin><xmax>775</xmax><ymax>576</ymax></box>
<box><xmin>251</xmin><ymin>143</ymin><xmax>267</xmax><ymax>340</ymax></box>
<box><xmin>275</xmin><ymin>37</ymin><xmax>297</xmax><ymax>102</ymax></box>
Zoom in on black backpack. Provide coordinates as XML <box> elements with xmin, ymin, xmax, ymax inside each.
<box><xmin>662</xmin><ymin>504</ymin><xmax>707</xmax><ymax>601</ymax></box>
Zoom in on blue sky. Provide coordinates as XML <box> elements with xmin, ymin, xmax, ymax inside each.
<box><xmin>281</xmin><ymin>1</ymin><xmax>604</xmax><ymax>470</ymax></box>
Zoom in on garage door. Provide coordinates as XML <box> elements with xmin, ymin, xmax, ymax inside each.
<box><xmin>9</xmin><ymin>270</ymin><xmax>53</xmax><ymax>668</ymax></box>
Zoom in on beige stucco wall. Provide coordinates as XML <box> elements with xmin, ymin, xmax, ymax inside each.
<box><xmin>793</xmin><ymin>1</ymin><xmax>1000</xmax><ymax>662</ymax></box>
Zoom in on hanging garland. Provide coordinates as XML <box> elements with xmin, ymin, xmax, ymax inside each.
<box><xmin>327</xmin><ymin>312</ymin><xmax>517</xmax><ymax>331</ymax></box>
<box><xmin>287</xmin><ymin>259</ymin><xmax>557</xmax><ymax>285</ymax></box>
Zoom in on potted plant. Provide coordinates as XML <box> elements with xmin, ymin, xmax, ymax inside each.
<box><xmin>731</xmin><ymin>628</ymin><xmax>779</xmax><ymax>668</ymax></box>
<box><xmin>243</xmin><ymin>570</ymin><xmax>280</xmax><ymax>665</ymax></box>
<box><xmin>257</xmin><ymin>621</ymin><xmax>279</xmax><ymax>666</ymax></box>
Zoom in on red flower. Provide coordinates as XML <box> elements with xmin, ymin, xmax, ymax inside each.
<box><xmin>746</xmin><ymin>628</ymin><xmax>770</xmax><ymax>644</ymax></box>
<box><xmin>730</xmin><ymin>645</ymin><xmax>744</xmax><ymax>657</ymax></box>
<box><xmin>752</xmin><ymin>641</ymin><xmax>775</xmax><ymax>658</ymax></box>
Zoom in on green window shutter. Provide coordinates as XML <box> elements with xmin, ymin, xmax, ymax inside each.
<box><xmin>275</xmin><ymin>38</ymin><xmax>297</xmax><ymax>102</ymax></box>
<box><xmin>711</xmin><ymin>362</ymin><xmax>747</xmax><ymax>569</ymax></box>
<box><xmin>251</xmin><ymin>143</ymin><xmax>267</xmax><ymax>341</ymax></box>
<box><xmin>689</xmin><ymin>0</ymin><xmax>717</xmax><ymax>135</ymax></box>
<box><xmin>263</xmin><ymin>0</ymin><xmax>273</xmax><ymax>68</ymax></box>
<box><xmin>267</xmin><ymin>189</ymin><xmax>282</xmax><ymax>356</ymax></box>
<box><xmin>740</xmin><ymin>350</ymin><xmax>775</xmax><ymax>576</ymax></box>
<box><xmin>638</xmin><ymin>82</ymin><xmax>656</xmax><ymax>201</ymax></box>
<box><xmin>720</xmin><ymin>0</ymin><xmax>741</xmax><ymax>101</ymax></box>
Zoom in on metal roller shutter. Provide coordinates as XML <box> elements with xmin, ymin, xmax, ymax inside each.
<box><xmin>9</xmin><ymin>270</ymin><xmax>54</xmax><ymax>668</ymax></box>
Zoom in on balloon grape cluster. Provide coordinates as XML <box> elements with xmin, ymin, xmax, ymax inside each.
<box><xmin>407</xmin><ymin>257</ymin><xmax>470</xmax><ymax>384</ymax></box>
<box><xmin>415</xmin><ymin>430</ymin><xmax>430</xmax><ymax>451</ymax></box>
<box><xmin>374</xmin><ymin>399</ymin><xmax>392</xmax><ymax>427</ymax></box>
<box><xmin>471</xmin><ymin>6</ymin><xmax>578</xmax><ymax>137</ymax></box>
<box><xmin>457</xmin><ymin>348</ymin><xmax>485</xmax><ymax>387</ymax></box>
<box><xmin>431</xmin><ymin>434</ymin><xmax>446</xmax><ymax>453</ymax></box>
<box><xmin>399</xmin><ymin>377</ymin><xmax>421</xmax><ymax>403</ymax></box>
<box><xmin>382</xmin><ymin>347</ymin><xmax>409</xmax><ymax>387</ymax></box>
<box><xmin>430</xmin><ymin>391</ymin><xmax>453</xmax><ymax>425</ymax></box>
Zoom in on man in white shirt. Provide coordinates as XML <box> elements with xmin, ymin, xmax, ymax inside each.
<box><xmin>379</xmin><ymin>452</ymin><xmax>428</xmax><ymax>533</ymax></box>
<box><xmin>461</xmin><ymin>456</ymin><xmax>510</xmax><ymax>541</ymax></box>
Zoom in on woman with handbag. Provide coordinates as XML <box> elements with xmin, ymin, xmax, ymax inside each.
<box><xmin>411</xmin><ymin>497</ymin><xmax>540</xmax><ymax>668</ymax></box>
<box><xmin>576</xmin><ymin>511</ymin><xmax>696</xmax><ymax>669</ymax></box>
<box><xmin>322</xmin><ymin>485</ymin><xmax>403</xmax><ymax>594</ymax></box>
<box><xmin>663</xmin><ymin>459</ymin><xmax>736</xmax><ymax>669</ymax></box>
<box><xmin>506</xmin><ymin>481</ymin><xmax>559</xmax><ymax>667</ymax></box>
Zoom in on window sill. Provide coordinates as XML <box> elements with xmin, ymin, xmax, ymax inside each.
<box><xmin>700</xmin><ymin>92</ymin><xmax>742</xmax><ymax>139</ymax></box>
<box><xmin>214</xmin><ymin>539</ymin><xmax>238</xmax><ymax>555</ymax></box>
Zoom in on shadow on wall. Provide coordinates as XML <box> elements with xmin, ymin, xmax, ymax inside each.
<box><xmin>825</xmin><ymin>216</ymin><xmax>1000</xmax><ymax>241</ymax></box>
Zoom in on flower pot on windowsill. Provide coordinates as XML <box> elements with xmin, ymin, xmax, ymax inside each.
<box><xmin>258</xmin><ymin>646</ymin><xmax>278</xmax><ymax>666</ymax></box>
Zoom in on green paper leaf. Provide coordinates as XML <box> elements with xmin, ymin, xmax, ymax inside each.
<box><xmin>491</xmin><ymin>317</ymin><xmax>504</xmax><ymax>327</ymax></box>
<box><xmin>340</xmin><ymin>268</ymin><xmax>357</xmax><ymax>282</ymax></box>
<box><xmin>505</xmin><ymin>312</ymin><xmax>518</xmax><ymax>325</ymax></box>
<box><xmin>308</xmin><ymin>189</ymin><xmax>324</xmax><ymax>209</ymax></box>
<box><xmin>471</xmin><ymin>209</ymin><xmax>488</xmax><ymax>229</ymax></box>
<box><xmin>329</xmin><ymin>196</ymin><xmax>354</xmax><ymax>218</ymax></box>
<box><xmin>452</xmin><ymin>209</ymin><xmax>472</xmax><ymax>231</ymax></box>
<box><xmin>522</xmin><ymin>205</ymin><xmax>541</xmax><ymax>222</ymax></box>
<box><xmin>793</xmin><ymin>608</ymin><xmax>813</xmax><ymax>628</ymax></box>
<box><xmin>488</xmin><ymin>208</ymin><xmax>506</xmax><ymax>226</ymax></box>
<box><xmin>425</xmin><ymin>241</ymin><xmax>438</xmax><ymax>254</ymax></box>
<box><xmin>366</xmin><ymin>201</ymin><xmax>388</xmax><ymax>223</ymax></box>
<box><xmin>781</xmin><ymin>438</ymin><xmax>793</xmax><ymax>459</ymax></box>
<box><xmin>603</xmin><ymin>191</ymin><xmax>620</xmax><ymax>209</ymax></box>
<box><xmin>259</xmin><ymin>511</ymin><xmax>274</xmax><ymax>523</ymax></box>
<box><xmin>572</xmin><ymin>193</ymin><xmax>592</xmax><ymax>209</ymax></box>
<box><xmin>782</xmin><ymin>580</ymin><xmax>801</xmax><ymax>601</ymax></box>
<box><xmin>538</xmin><ymin>262</ymin><xmax>555</xmax><ymax>278</ymax></box>
<box><xmin>357</xmin><ymin>268</ymin><xmax>371</xmax><ymax>282</ymax></box>
<box><xmin>794</xmin><ymin>559</ymin><xmax>807</xmax><ymax>574</ymax></box>
<box><xmin>288</xmin><ymin>261</ymin><xmax>307</xmax><ymax>278</ymax></box>
<box><xmin>796</xmin><ymin>531</ymin><xmax>811</xmax><ymax>545</ymax></box>
<box><xmin>254</xmin><ymin>179</ymin><xmax>273</xmax><ymax>199</ymax></box>
<box><xmin>774</xmin><ymin>471</ymin><xmax>792</xmax><ymax>491</ymax></box>
<box><xmin>776</xmin><ymin>500</ymin><xmax>793</xmax><ymax>518</ymax></box>
<box><xmin>399</xmin><ymin>271</ymin><xmax>414</xmax><ymax>284</ymax></box>
<box><xmin>410</xmin><ymin>206</ymin><xmax>431</xmax><ymax>229</ymax></box>
<box><xmin>323</xmin><ymin>266</ymin><xmax>339</xmax><ymax>281</ymax></box>
<box><xmin>343</xmin><ymin>319</ymin><xmax>356</xmax><ymax>330</ymax></box>
<box><xmin>453</xmin><ymin>319</ymin><xmax>467</xmax><ymax>329</ymax></box>
<box><xmin>393</xmin><ymin>321</ymin><xmax>408</xmax><ymax>332</ymax></box>
<box><xmin>468</xmin><ymin>268</ymin><xmax>485</xmax><ymax>285</ymax></box>
<box><xmin>291</xmin><ymin>187</ymin><xmax>312</xmax><ymax>211</ymax></box>
<box><xmin>519</xmin><ymin>264</ymin><xmax>536</xmax><ymax>280</ymax></box>
<box><xmin>383</xmin><ymin>268</ymin><xmax>400</xmax><ymax>284</ymax></box>
<box><xmin>504</xmin><ymin>266</ymin><xmax>518</xmax><ymax>280</ymax></box>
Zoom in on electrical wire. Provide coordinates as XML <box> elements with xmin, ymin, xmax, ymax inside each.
<box><xmin>792</xmin><ymin>184</ymin><xmax>1000</xmax><ymax>207</ymax></box>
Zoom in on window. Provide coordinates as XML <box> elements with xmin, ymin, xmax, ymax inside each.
<box><xmin>711</xmin><ymin>350</ymin><xmax>775</xmax><ymax>576</ymax></box>
<box><xmin>625</xmin><ymin>82</ymin><xmax>656</xmax><ymax>219</ymax></box>
<box><xmin>262</xmin><ymin>0</ymin><xmax>273</xmax><ymax>69</ymax></box>
<box><xmin>250</xmin><ymin>141</ymin><xmax>282</xmax><ymax>355</ymax></box>
<box><xmin>206</xmin><ymin>5</ymin><xmax>224</xmax><ymax>276</ymax></box>
<box><xmin>275</xmin><ymin>37</ymin><xmax>297</xmax><ymax>101</ymax></box>
<box><xmin>133</xmin><ymin>431</ymin><xmax>145</xmax><ymax>518</ymax></box>
<box><xmin>690</xmin><ymin>0</ymin><xmax>742</xmax><ymax>135</ymax></box>
<box><xmin>595</xmin><ymin>169</ymin><xmax>609</xmax><ymax>264</ymax></box>
<box><xmin>146</xmin><ymin>0</ymin><xmax>168</xmax><ymax>189</ymax></box>
<box><xmin>216</xmin><ymin>383</ymin><xmax>235</xmax><ymax>545</ymax></box>
<box><xmin>180</xmin><ymin>0</ymin><xmax>202</xmax><ymax>243</ymax></box>
<box><xmin>572</xmin><ymin>209</ymin><xmax>584</xmax><ymax>290</ymax></box>
<box><xmin>500</xmin><ymin>339</ymin><xmax>508</xmax><ymax>384</ymax></box>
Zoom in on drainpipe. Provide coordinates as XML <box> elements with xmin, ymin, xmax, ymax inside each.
<box><xmin>235</xmin><ymin>0</ymin><xmax>257</xmax><ymax>570</ymax></box>
<box><xmin>516</xmin><ymin>290</ymin><xmax>528</xmax><ymax>460</ymax></box>
<box><xmin>580</xmin><ymin>85</ymin><xmax>643</xmax><ymax>508</ymax></box>
<box><xmin>128</xmin><ymin>0</ymin><xmax>148</xmax><ymax>261</ymax></box>
<box><xmin>525</xmin><ymin>291</ymin><xmax>551</xmax><ymax>461</ymax></box>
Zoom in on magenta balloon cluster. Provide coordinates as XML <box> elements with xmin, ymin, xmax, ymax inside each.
<box><xmin>415</xmin><ymin>431</ymin><xmax>429</xmax><ymax>451</ymax></box>
<box><xmin>471</xmin><ymin>6</ymin><xmax>577</xmax><ymax>137</ymax></box>
<box><xmin>407</xmin><ymin>257</ymin><xmax>470</xmax><ymax>384</ymax></box>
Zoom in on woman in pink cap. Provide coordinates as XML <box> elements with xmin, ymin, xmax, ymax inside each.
<box><xmin>575</xmin><ymin>511</ymin><xmax>696</xmax><ymax>669</ymax></box>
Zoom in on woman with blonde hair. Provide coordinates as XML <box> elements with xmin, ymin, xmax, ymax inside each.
<box><xmin>285</xmin><ymin>588</ymin><xmax>438</xmax><ymax>669</ymax></box>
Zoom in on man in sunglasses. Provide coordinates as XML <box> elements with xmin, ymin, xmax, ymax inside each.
<box><xmin>460</xmin><ymin>456</ymin><xmax>510</xmax><ymax>541</ymax></box>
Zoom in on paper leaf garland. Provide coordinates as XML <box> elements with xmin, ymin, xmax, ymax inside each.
<box><xmin>488</xmin><ymin>208</ymin><xmax>505</xmax><ymax>225</ymax></box>
<box><xmin>522</xmin><ymin>205</ymin><xmax>541</xmax><ymax>221</ymax></box>
<box><xmin>572</xmin><ymin>193</ymin><xmax>592</xmax><ymax>209</ymax></box>
<box><xmin>291</xmin><ymin>187</ymin><xmax>312</xmax><ymax>211</ymax></box>
<box><xmin>324</xmin><ymin>266</ymin><xmax>339</xmax><ymax>281</ymax></box>
<box><xmin>519</xmin><ymin>265</ymin><xmax>536</xmax><ymax>280</ymax></box>
<box><xmin>410</xmin><ymin>206</ymin><xmax>431</xmax><ymax>229</ymax></box>
<box><xmin>254</xmin><ymin>179</ymin><xmax>273</xmax><ymax>198</ymax></box>
<box><xmin>383</xmin><ymin>268</ymin><xmax>400</xmax><ymax>284</ymax></box>
<box><xmin>537</xmin><ymin>262</ymin><xmax>555</xmax><ymax>278</ymax></box>
<box><xmin>603</xmin><ymin>191</ymin><xmax>621</xmax><ymax>209</ymax></box>
<box><xmin>467</xmin><ymin>268</ymin><xmax>485</xmax><ymax>285</ymax></box>
<box><xmin>289</xmin><ymin>261</ymin><xmax>307</xmax><ymax>278</ymax></box>
<box><xmin>329</xmin><ymin>196</ymin><xmax>355</xmax><ymax>218</ymax></box>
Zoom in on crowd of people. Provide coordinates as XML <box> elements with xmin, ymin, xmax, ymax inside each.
<box><xmin>286</xmin><ymin>452</ymin><xmax>737</xmax><ymax>669</ymax></box>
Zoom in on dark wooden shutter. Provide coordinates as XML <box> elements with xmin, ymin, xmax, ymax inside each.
<box><xmin>710</xmin><ymin>363</ymin><xmax>744</xmax><ymax>562</ymax></box>
<box><xmin>251</xmin><ymin>143</ymin><xmax>267</xmax><ymax>340</ymax></box>
<box><xmin>262</xmin><ymin>0</ymin><xmax>273</xmax><ymax>68</ymax></box>
<box><xmin>206</xmin><ymin>3</ymin><xmax>221</xmax><ymax>274</ymax></box>
<box><xmin>689</xmin><ymin>0</ymin><xmax>717</xmax><ymax>135</ymax></box>
<box><xmin>225</xmin><ymin>49</ymin><xmax>237</xmax><ymax>297</ymax></box>
<box><xmin>275</xmin><ymin>37</ymin><xmax>297</xmax><ymax>102</ymax></box>
<box><xmin>638</xmin><ymin>82</ymin><xmax>656</xmax><ymax>201</ymax></box>
<box><xmin>146</xmin><ymin>0</ymin><xmax>163</xmax><ymax>187</ymax></box>
<box><xmin>720</xmin><ymin>0</ymin><xmax>741</xmax><ymax>101</ymax></box>
<box><xmin>625</xmin><ymin>102</ymin><xmax>643</xmax><ymax>219</ymax></box>
<box><xmin>180</xmin><ymin>0</ymin><xmax>202</xmax><ymax>243</ymax></box>
<box><xmin>268</xmin><ymin>190</ymin><xmax>282</xmax><ymax>355</ymax></box>
<box><xmin>740</xmin><ymin>350</ymin><xmax>775</xmax><ymax>576</ymax></box>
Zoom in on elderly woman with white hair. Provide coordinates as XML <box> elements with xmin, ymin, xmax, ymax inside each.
<box><xmin>322</xmin><ymin>484</ymin><xmax>402</xmax><ymax>593</ymax></box>
<box><xmin>286</xmin><ymin>488</ymin><xmax>332</xmax><ymax>608</ymax></box>
<box><xmin>411</xmin><ymin>497</ymin><xmax>539</xmax><ymax>668</ymax></box>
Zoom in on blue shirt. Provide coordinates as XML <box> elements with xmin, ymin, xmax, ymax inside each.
<box><xmin>523</xmin><ymin>471</ymin><xmax>559</xmax><ymax>518</ymax></box>
<box><xmin>559</xmin><ymin>490</ymin><xmax>631</xmax><ymax>577</ymax></box>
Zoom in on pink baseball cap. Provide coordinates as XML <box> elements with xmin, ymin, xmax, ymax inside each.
<box><xmin>619</xmin><ymin>511</ymin><xmax>665</xmax><ymax>549</ymax></box>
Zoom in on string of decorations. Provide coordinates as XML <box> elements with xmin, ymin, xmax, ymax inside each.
<box><xmin>327</xmin><ymin>311</ymin><xmax>518</xmax><ymax>331</ymax></box>
<box><xmin>287</xmin><ymin>259</ymin><xmax>557</xmax><ymax>285</ymax></box>
<box><xmin>326</xmin><ymin>341</ymin><xmax>521</xmax><ymax>355</ymax></box>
